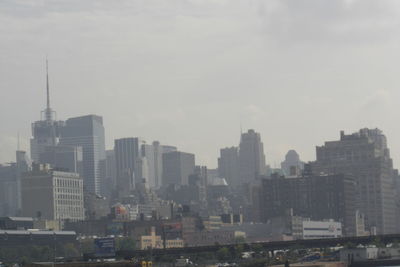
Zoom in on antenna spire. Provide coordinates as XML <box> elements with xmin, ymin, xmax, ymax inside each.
<box><xmin>44</xmin><ymin>58</ymin><xmax>53</xmax><ymax>121</ymax></box>
<box><xmin>46</xmin><ymin>58</ymin><xmax>50</xmax><ymax>110</ymax></box>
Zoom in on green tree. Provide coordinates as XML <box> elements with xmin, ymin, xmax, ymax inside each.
<box><xmin>371</xmin><ymin>237</ymin><xmax>385</xmax><ymax>248</ymax></box>
<box><xmin>217</xmin><ymin>247</ymin><xmax>231</xmax><ymax>262</ymax></box>
<box><xmin>117</xmin><ymin>237</ymin><xmax>136</xmax><ymax>250</ymax></box>
<box><xmin>63</xmin><ymin>243</ymin><xmax>80</xmax><ymax>258</ymax></box>
<box><xmin>234</xmin><ymin>244</ymin><xmax>244</xmax><ymax>259</ymax></box>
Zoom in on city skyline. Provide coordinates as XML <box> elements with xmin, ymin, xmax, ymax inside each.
<box><xmin>2</xmin><ymin>0</ymin><xmax>400</xmax><ymax>169</ymax></box>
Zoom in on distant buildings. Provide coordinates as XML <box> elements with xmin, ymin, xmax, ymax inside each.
<box><xmin>142</xmin><ymin>141</ymin><xmax>177</xmax><ymax>189</ymax></box>
<box><xmin>312</xmin><ymin>128</ymin><xmax>398</xmax><ymax>234</ymax></box>
<box><xmin>21</xmin><ymin>164</ymin><xmax>84</xmax><ymax>221</ymax></box>
<box><xmin>238</xmin><ymin>129</ymin><xmax>267</xmax><ymax>184</ymax></box>
<box><xmin>60</xmin><ymin>115</ymin><xmax>106</xmax><ymax>195</ymax></box>
<box><xmin>162</xmin><ymin>151</ymin><xmax>195</xmax><ymax>186</ymax></box>
<box><xmin>0</xmin><ymin>151</ymin><xmax>30</xmax><ymax>216</ymax></box>
<box><xmin>281</xmin><ymin>150</ymin><xmax>304</xmax><ymax>177</ymax></box>
<box><xmin>39</xmin><ymin>145</ymin><xmax>83</xmax><ymax>175</ymax></box>
<box><xmin>255</xmin><ymin>172</ymin><xmax>358</xmax><ymax>236</ymax></box>
<box><xmin>218</xmin><ymin>147</ymin><xmax>239</xmax><ymax>188</ymax></box>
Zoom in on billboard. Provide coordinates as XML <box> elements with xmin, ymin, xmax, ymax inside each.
<box><xmin>94</xmin><ymin>237</ymin><xmax>116</xmax><ymax>257</ymax></box>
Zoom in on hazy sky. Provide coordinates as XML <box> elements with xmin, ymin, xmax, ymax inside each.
<box><xmin>2</xmin><ymin>0</ymin><xmax>400</xmax><ymax>168</ymax></box>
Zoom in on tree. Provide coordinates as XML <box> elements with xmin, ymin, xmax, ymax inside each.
<box><xmin>216</xmin><ymin>247</ymin><xmax>231</xmax><ymax>262</ymax></box>
<box><xmin>371</xmin><ymin>237</ymin><xmax>385</xmax><ymax>248</ymax></box>
<box><xmin>63</xmin><ymin>243</ymin><xmax>80</xmax><ymax>258</ymax></box>
<box><xmin>117</xmin><ymin>237</ymin><xmax>136</xmax><ymax>250</ymax></box>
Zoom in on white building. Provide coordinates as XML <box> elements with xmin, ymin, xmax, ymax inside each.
<box><xmin>302</xmin><ymin>219</ymin><xmax>342</xmax><ymax>239</ymax></box>
<box><xmin>340</xmin><ymin>248</ymin><xmax>378</xmax><ymax>263</ymax></box>
<box><xmin>21</xmin><ymin>164</ymin><xmax>84</xmax><ymax>221</ymax></box>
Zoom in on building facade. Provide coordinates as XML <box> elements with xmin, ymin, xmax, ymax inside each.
<box><xmin>114</xmin><ymin>137</ymin><xmax>144</xmax><ymax>196</ymax></box>
<box><xmin>162</xmin><ymin>151</ymin><xmax>195</xmax><ymax>186</ymax></box>
<box><xmin>281</xmin><ymin>150</ymin><xmax>305</xmax><ymax>177</ymax></box>
<box><xmin>239</xmin><ymin>129</ymin><xmax>267</xmax><ymax>184</ymax></box>
<box><xmin>218</xmin><ymin>146</ymin><xmax>240</xmax><ymax>188</ymax></box>
<box><xmin>256</xmin><ymin>173</ymin><xmax>358</xmax><ymax>236</ymax></box>
<box><xmin>21</xmin><ymin>165</ymin><xmax>84</xmax><ymax>221</ymax></box>
<box><xmin>59</xmin><ymin>115</ymin><xmax>106</xmax><ymax>195</ymax></box>
<box><xmin>39</xmin><ymin>145</ymin><xmax>83</xmax><ymax>176</ymax></box>
<box><xmin>312</xmin><ymin>128</ymin><xmax>398</xmax><ymax>234</ymax></box>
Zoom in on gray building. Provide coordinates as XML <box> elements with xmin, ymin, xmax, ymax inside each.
<box><xmin>114</xmin><ymin>137</ymin><xmax>144</xmax><ymax>197</ymax></box>
<box><xmin>142</xmin><ymin>141</ymin><xmax>177</xmax><ymax>189</ymax></box>
<box><xmin>105</xmin><ymin>149</ymin><xmax>117</xmax><ymax>199</ymax></box>
<box><xmin>255</xmin><ymin>173</ymin><xmax>358</xmax><ymax>236</ymax></box>
<box><xmin>30</xmin><ymin>61</ymin><xmax>64</xmax><ymax>162</ymax></box>
<box><xmin>0</xmin><ymin>151</ymin><xmax>30</xmax><ymax>216</ymax></box>
<box><xmin>239</xmin><ymin>129</ymin><xmax>267</xmax><ymax>184</ymax></box>
<box><xmin>312</xmin><ymin>128</ymin><xmax>398</xmax><ymax>234</ymax></box>
<box><xmin>218</xmin><ymin>146</ymin><xmax>239</xmax><ymax>188</ymax></box>
<box><xmin>162</xmin><ymin>151</ymin><xmax>195</xmax><ymax>186</ymax></box>
<box><xmin>21</xmin><ymin>164</ymin><xmax>84</xmax><ymax>221</ymax></box>
<box><xmin>39</xmin><ymin>145</ymin><xmax>83</xmax><ymax>176</ymax></box>
<box><xmin>281</xmin><ymin>150</ymin><xmax>305</xmax><ymax>177</ymax></box>
<box><xmin>59</xmin><ymin>115</ymin><xmax>106</xmax><ymax>196</ymax></box>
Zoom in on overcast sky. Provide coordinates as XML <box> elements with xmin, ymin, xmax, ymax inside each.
<box><xmin>1</xmin><ymin>0</ymin><xmax>400</xmax><ymax>168</ymax></box>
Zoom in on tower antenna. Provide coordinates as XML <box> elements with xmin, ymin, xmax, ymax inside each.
<box><xmin>44</xmin><ymin>58</ymin><xmax>53</xmax><ymax>121</ymax></box>
<box><xmin>46</xmin><ymin>58</ymin><xmax>50</xmax><ymax>110</ymax></box>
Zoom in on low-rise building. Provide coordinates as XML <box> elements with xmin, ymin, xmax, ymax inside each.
<box><xmin>137</xmin><ymin>226</ymin><xmax>183</xmax><ymax>249</ymax></box>
<box><xmin>339</xmin><ymin>248</ymin><xmax>379</xmax><ymax>263</ymax></box>
<box><xmin>184</xmin><ymin>230</ymin><xmax>237</xmax><ymax>247</ymax></box>
<box><xmin>302</xmin><ymin>219</ymin><xmax>342</xmax><ymax>239</ymax></box>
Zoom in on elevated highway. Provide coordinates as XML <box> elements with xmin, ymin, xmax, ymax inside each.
<box><xmin>117</xmin><ymin>233</ymin><xmax>400</xmax><ymax>258</ymax></box>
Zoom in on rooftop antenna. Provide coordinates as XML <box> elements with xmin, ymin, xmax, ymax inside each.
<box><xmin>44</xmin><ymin>57</ymin><xmax>53</xmax><ymax>121</ymax></box>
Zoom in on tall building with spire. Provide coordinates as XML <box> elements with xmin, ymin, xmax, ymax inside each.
<box><xmin>30</xmin><ymin>60</ymin><xmax>64</xmax><ymax>162</ymax></box>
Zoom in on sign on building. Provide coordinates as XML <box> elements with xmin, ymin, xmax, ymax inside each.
<box><xmin>94</xmin><ymin>237</ymin><xmax>116</xmax><ymax>257</ymax></box>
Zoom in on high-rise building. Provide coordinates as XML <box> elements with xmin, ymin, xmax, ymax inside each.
<box><xmin>105</xmin><ymin>149</ymin><xmax>117</xmax><ymax>199</ymax></box>
<box><xmin>218</xmin><ymin>147</ymin><xmax>239</xmax><ymax>188</ymax></box>
<box><xmin>142</xmin><ymin>141</ymin><xmax>177</xmax><ymax>189</ymax></box>
<box><xmin>162</xmin><ymin>151</ymin><xmax>195</xmax><ymax>186</ymax></box>
<box><xmin>114</xmin><ymin>138</ymin><xmax>144</xmax><ymax>197</ymax></box>
<box><xmin>39</xmin><ymin>145</ymin><xmax>83</xmax><ymax>176</ymax></box>
<box><xmin>238</xmin><ymin>129</ymin><xmax>267</xmax><ymax>184</ymax></box>
<box><xmin>30</xmin><ymin>60</ymin><xmax>64</xmax><ymax>162</ymax></box>
<box><xmin>281</xmin><ymin>150</ymin><xmax>305</xmax><ymax>177</ymax></box>
<box><xmin>255</xmin><ymin>173</ymin><xmax>358</xmax><ymax>236</ymax></box>
<box><xmin>0</xmin><ymin>151</ymin><xmax>30</xmax><ymax>216</ymax></box>
<box><xmin>21</xmin><ymin>164</ymin><xmax>84</xmax><ymax>221</ymax></box>
<box><xmin>312</xmin><ymin>128</ymin><xmax>398</xmax><ymax>234</ymax></box>
<box><xmin>59</xmin><ymin>115</ymin><xmax>106</xmax><ymax>195</ymax></box>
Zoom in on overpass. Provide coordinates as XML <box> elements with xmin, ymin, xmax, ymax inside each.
<box><xmin>116</xmin><ymin>233</ymin><xmax>400</xmax><ymax>258</ymax></box>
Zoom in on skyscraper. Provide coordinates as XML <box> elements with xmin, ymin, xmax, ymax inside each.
<box><xmin>218</xmin><ymin>147</ymin><xmax>240</xmax><ymax>188</ymax></box>
<box><xmin>142</xmin><ymin>141</ymin><xmax>177</xmax><ymax>189</ymax></box>
<box><xmin>312</xmin><ymin>128</ymin><xmax>398</xmax><ymax>234</ymax></box>
<box><xmin>39</xmin><ymin>145</ymin><xmax>83</xmax><ymax>175</ymax></box>
<box><xmin>238</xmin><ymin>129</ymin><xmax>267</xmax><ymax>184</ymax></box>
<box><xmin>30</xmin><ymin>60</ymin><xmax>64</xmax><ymax>162</ymax></box>
<box><xmin>59</xmin><ymin>115</ymin><xmax>106</xmax><ymax>195</ymax></box>
<box><xmin>105</xmin><ymin>149</ymin><xmax>117</xmax><ymax>198</ymax></box>
<box><xmin>162</xmin><ymin>151</ymin><xmax>195</xmax><ymax>186</ymax></box>
<box><xmin>114</xmin><ymin>137</ymin><xmax>143</xmax><ymax>197</ymax></box>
